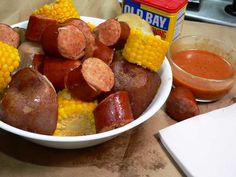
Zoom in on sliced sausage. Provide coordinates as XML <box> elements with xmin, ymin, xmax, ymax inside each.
<box><xmin>63</xmin><ymin>18</ymin><xmax>93</xmax><ymax>41</ymax></box>
<box><xmin>94</xmin><ymin>91</ymin><xmax>134</xmax><ymax>133</ymax></box>
<box><xmin>165</xmin><ymin>86</ymin><xmax>200</xmax><ymax>121</ymax></box>
<box><xmin>93</xmin><ymin>19</ymin><xmax>130</xmax><ymax>48</ymax></box>
<box><xmin>81</xmin><ymin>57</ymin><xmax>114</xmax><ymax>92</ymax></box>
<box><xmin>92</xmin><ymin>39</ymin><xmax>114</xmax><ymax>65</ymax></box>
<box><xmin>63</xmin><ymin>18</ymin><xmax>95</xmax><ymax>58</ymax></box>
<box><xmin>17</xmin><ymin>41</ymin><xmax>44</xmax><ymax>71</ymax></box>
<box><xmin>65</xmin><ymin>66</ymin><xmax>101</xmax><ymax>101</ymax></box>
<box><xmin>41</xmin><ymin>24</ymin><xmax>86</xmax><ymax>60</ymax></box>
<box><xmin>0</xmin><ymin>23</ymin><xmax>20</xmax><ymax>48</ymax></box>
<box><xmin>111</xmin><ymin>59</ymin><xmax>161</xmax><ymax>119</ymax></box>
<box><xmin>117</xmin><ymin>21</ymin><xmax>131</xmax><ymax>48</ymax></box>
<box><xmin>43</xmin><ymin>56</ymin><xmax>81</xmax><ymax>90</ymax></box>
<box><xmin>25</xmin><ymin>15</ymin><xmax>57</xmax><ymax>42</ymax></box>
<box><xmin>32</xmin><ymin>54</ymin><xmax>44</xmax><ymax>73</ymax></box>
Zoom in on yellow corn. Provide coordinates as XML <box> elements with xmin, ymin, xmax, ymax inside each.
<box><xmin>33</xmin><ymin>0</ymin><xmax>79</xmax><ymax>23</ymax></box>
<box><xmin>54</xmin><ymin>89</ymin><xmax>97</xmax><ymax>136</ymax></box>
<box><xmin>122</xmin><ymin>28</ymin><xmax>169</xmax><ymax>72</ymax></box>
<box><xmin>0</xmin><ymin>41</ymin><xmax>20</xmax><ymax>92</ymax></box>
<box><xmin>87</xmin><ymin>22</ymin><xmax>96</xmax><ymax>30</ymax></box>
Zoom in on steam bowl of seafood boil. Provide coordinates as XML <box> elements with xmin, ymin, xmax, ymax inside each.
<box><xmin>0</xmin><ymin>1</ymin><xmax>172</xmax><ymax>149</ymax></box>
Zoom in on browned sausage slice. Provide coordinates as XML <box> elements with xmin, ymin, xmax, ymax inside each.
<box><xmin>94</xmin><ymin>91</ymin><xmax>134</xmax><ymax>133</ymax></box>
<box><xmin>63</xmin><ymin>18</ymin><xmax>95</xmax><ymax>58</ymax></box>
<box><xmin>94</xmin><ymin>19</ymin><xmax>120</xmax><ymax>47</ymax></box>
<box><xmin>92</xmin><ymin>39</ymin><xmax>114</xmax><ymax>65</ymax></box>
<box><xmin>93</xmin><ymin>19</ymin><xmax>130</xmax><ymax>48</ymax></box>
<box><xmin>0</xmin><ymin>23</ymin><xmax>20</xmax><ymax>48</ymax></box>
<box><xmin>41</xmin><ymin>24</ymin><xmax>86</xmax><ymax>60</ymax></box>
<box><xmin>63</xmin><ymin>18</ymin><xmax>92</xmax><ymax>39</ymax></box>
<box><xmin>43</xmin><ymin>56</ymin><xmax>81</xmax><ymax>90</ymax></box>
<box><xmin>81</xmin><ymin>57</ymin><xmax>114</xmax><ymax>92</ymax></box>
<box><xmin>25</xmin><ymin>15</ymin><xmax>57</xmax><ymax>42</ymax></box>
<box><xmin>32</xmin><ymin>54</ymin><xmax>44</xmax><ymax>73</ymax></box>
<box><xmin>116</xmin><ymin>21</ymin><xmax>130</xmax><ymax>48</ymax></box>
<box><xmin>165</xmin><ymin>86</ymin><xmax>200</xmax><ymax>121</ymax></box>
<box><xmin>65</xmin><ymin>66</ymin><xmax>101</xmax><ymax>101</ymax></box>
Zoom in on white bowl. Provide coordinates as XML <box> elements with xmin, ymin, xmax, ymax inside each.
<box><xmin>0</xmin><ymin>16</ymin><xmax>172</xmax><ymax>149</ymax></box>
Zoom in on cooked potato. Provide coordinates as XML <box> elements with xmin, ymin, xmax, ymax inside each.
<box><xmin>111</xmin><ymin>59</ymin><xmax>161</xmax><ymax>119</ymax></box>
<box><xmin>13</xmin><ymin>27</ymin><xmax>26</xmax><ymax>44</ymax></box>
<box><xmin>1</xmin><ymin>68</ymin><xmax>58</xmax><ymax>135</ymax></box>
<box><xmin>17</xmin><ymin>41</ymin><xmax>44</xmax><ymax>72</ymax></box>
<box><xmin>116</xmin><ymin>13</ymin><xmax>154</xmax><ymax>35</ymax></box>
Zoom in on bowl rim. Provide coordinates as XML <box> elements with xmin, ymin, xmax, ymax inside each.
<box><xmin>167</xmin><ymin>35</ymin><xmax>236</xmax><ymax>83</ymax></box>
<box><xmin>0</xmin><ymin>16</ymin><xmax>173</xmax><ymax>143</ymax></box>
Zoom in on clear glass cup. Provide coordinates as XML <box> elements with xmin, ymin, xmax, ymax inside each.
<box><xmin>167</xmin><ymin>35</ymin><xmax>236</xmax><ymax>102</ymax></box>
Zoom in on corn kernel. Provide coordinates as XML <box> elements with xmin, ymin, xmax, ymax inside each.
<box><xmin>54</xmin><ymin>89</ymin><xmax>97</xmax><ymax>136</ymax></box>
<box><xmin>0</xmin><ymin>41</ymin><xmax>20</xmax><ymax>92</ymax></box>
<box><xmin>33</xmin><ymin>0</ymin><xmax>79</xmax><ymax>23</ymax></box>
<box><xmin>123</xmin><ymin>28</ymin><xmax>169</xmax><ymax>72</ymax></box>
<box><xmin>87</xmin><ymin>22</ymin><xmax>96</xmax><ymax>30</ymax></box>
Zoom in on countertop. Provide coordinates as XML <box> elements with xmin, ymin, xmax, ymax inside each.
<box><xmin>0</xmin><ymin>0</ymin><xmax>236</xmax><ymax>177</ymax></box>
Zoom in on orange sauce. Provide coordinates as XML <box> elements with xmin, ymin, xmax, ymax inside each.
<box><xmin>172</xmin><ymin>49</ymin><xmax>234</xmax><ymax>101</ymax></box>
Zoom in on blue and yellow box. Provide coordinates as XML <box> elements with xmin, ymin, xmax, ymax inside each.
<box><xmin>122</xmin><ymin>0</ymin><xmax>188</xmax><ymax>42</ymax></box>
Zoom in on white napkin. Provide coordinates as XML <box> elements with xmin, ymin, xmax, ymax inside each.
<box><xmin>159</xmin><ymin>103</ymin><xmax>236</xmax><ymax>177</ymax></box>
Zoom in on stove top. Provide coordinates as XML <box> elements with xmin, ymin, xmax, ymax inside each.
<box><xmin>185</xmin><ymin>0</ymin><xmax>236</xmax><ymax>27</ymax></box>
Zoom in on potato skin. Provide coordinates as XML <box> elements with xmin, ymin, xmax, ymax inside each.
<box><xmin>165</xmin><ymin>86</ymin><xmax>200</xmax><ymax>121</ymax></box>
<box><xmin>111</xmin><ymin>59</ymin><xmax>161</xmax><ymax>119</ymax></box>
<box><xmin>1</xmin><ymin>68</ymin><xmax>58</xmax><ymax>135</ymax></box>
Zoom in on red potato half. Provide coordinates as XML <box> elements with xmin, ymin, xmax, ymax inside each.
<box><xmin>13</xmin><ymin>27</ymin><xmax>26</xmax><ymax>44</ymax></box>
<box><xmin>94</xmin><ymin>91</ymin><xmax>134</xmax><ymax>133</ymax></box>
<box><xmin>43</xmin><ymin>56</ymin><xmax>81</xmax><ymax>90</ymax></box>
<box><xmin>0</xmin><ymin>68</ymin><xmax>58</xmax><ymax>135</ymax></box>
<box><xmin>17</xmin><ymin>41</ymin><xmax>44</xmax><ymax>72</ymax></box>
<box><xmin>0</xmin><ymin>23</ymin><xmax>20</xmax><ymax>48</ymax></box>
<box><xmin>25</xmin><ymin>14</ymin><xmax>57</xmax><ymax>42</ymax></box>
<box><xmin>111</xmin><ymin>59</ymin><xmax>161</xmax><ymax>119</ymax></box>
<box><xmin>41</xmin><ymin>24</ymin><xmax>86</xmax><ymax>60</ymax></box>
<box><xmin>93</xmin><ymin>18</ymin><xmax>130</xmax><ymax>48</ymax></box>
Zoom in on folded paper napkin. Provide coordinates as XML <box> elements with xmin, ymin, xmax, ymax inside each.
<box><xmin>159</xmin><ymin>103</ymin><xmax>236</xmax><ymax>177</ymax></box>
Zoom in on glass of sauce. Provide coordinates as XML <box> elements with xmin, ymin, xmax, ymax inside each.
<box><xmin>167</xmin><ymin>35</ymin><xmax>236</xmax><ymax>102</ymax></box>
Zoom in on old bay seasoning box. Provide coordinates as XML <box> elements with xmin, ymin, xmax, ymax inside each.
<box><xmin>122</xmin><ymin>0</ymin><xmax>188</xmax><ymax>42</ymax></box>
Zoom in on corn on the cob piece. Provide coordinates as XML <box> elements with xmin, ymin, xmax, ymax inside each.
<box><xmin>33</xmin><ymin>0</ymin><xmax>79</xmax><ymax>23</ymax></box>
<box><xmin>54</xmin><ymin>89</ymin><xmax>97</xmax><ymax>136</ymax></box>
<box><xmin>0</xmin><ymin>41</ymin><xmax>20</xmax><ymax>92</ymax></box>
<box><xmin>122</xmin><ymin>28</ymin><xmax>169</xmax><ymax>72</ymax></box>
<box><xmin>87</xmin><ymin>22</ymin><xmax>96</xmax><ymax>30</ymax></box>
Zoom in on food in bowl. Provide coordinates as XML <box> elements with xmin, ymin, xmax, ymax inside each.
<box><xmin>0</xmin><ymin>18</ymin><xmax>172</xmax><ymax>148</ymax></box>
<box><xmin>167</xmin><ymin>35</ymin><xmax>236</xmax><ymax>102</ymax></box>
<box><xmin>0</xmin><ymin>0</ymin><xmax>172</xmax><ymax>148</ymax></box>
<box><xmin>1</xmin><ymin>68</ymin><xmax>58</xmax><ymax>135</ymax></box>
